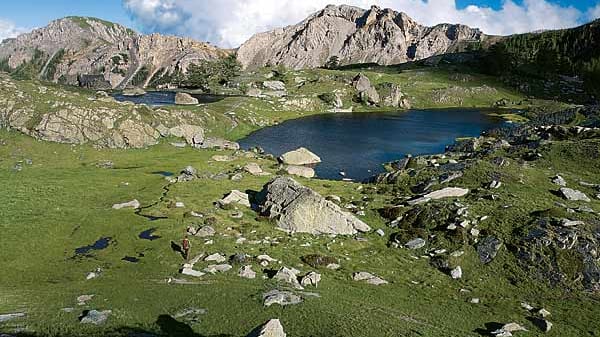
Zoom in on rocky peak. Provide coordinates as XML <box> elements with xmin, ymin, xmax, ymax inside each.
<box><xmin>237</xmin><ymin>4</ymin><xmax>488</xmax><ymax>70</ymax></box>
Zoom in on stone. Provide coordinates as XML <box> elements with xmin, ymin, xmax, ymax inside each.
<box><xmin>257</xmin><ymin>254</ymin><xmax>278</xmax><ymax>263</ymax></box>
<box><xmin>353</xmin><ymin>73</ymin><xmax>380</xmax><ymax>105</ymax></box>
<box><xmin>197</xmin><ymin>138</ymin><xmax>240</xmax><ymax>150</ymax></box>
<box><xmin>477</xmin><ymin>237</ymin><xmax>502</xmax><ymax>264</ymax></box>
<box><xmin>300</xmin><ymin>272</ymin><xmax>321</xmax><ymax>287</ymax></box>
<box><xmin>204</xmin><ymin>264</ymin><xmax>233</xmax><ymax>274</ymax></box>
<box><xmin>424</xmin><ymin>187</ymin><xmax>470</xmax><ymax>200</ymax></box>
<box><xmin>79</xmin><ymin>310</ymin><xmax>111</xmax><ymax>325</ymax></box>
<box><xmin>552</xmin><ymin>175</ymin><xmax>567</xmax><ymax>186</ymax></box>
<box><xmin>489</xmin><ymin>180</ymin><xmax>502</xmax><ymax>189</ymax></box>
<box><xmin>273</xmin><ymin>267</ymin><xmax>303</xmax><ymax>289</ymax></box>
<box><xmin>218</xmin><ymin>190</ymin><xmax>251</xmax><ymax>207</ymax></box>
<box><xmin>450</xmin><ymin>266</ymin><xmax>462</xmax><ymax>279</ymax></box>
<box><xmin>205</xmin><ymin>253</ymin><xmax>227</xmax><ymax>263</ymax></box>
<box><xmin>257</xmin><ymin>177</ymin><xmax>370</xmax><ymax>235</ymax></box>
<box><xmin>175</xmin><ymin>92</ymin><xmax>199</xmax><ymax>105</ymax></box>
<box><xmin>559</xmin><ymin>188</ymin><xmax>591</xmax><ymax>202</ymax></box>
<box><xmin>239</xmin><ymin>265</ymin><xmax>257</xmax><ymax>279</ymax></box>
<box><xmin>263</xmin><ymin>290</ymin><xmax>303</xmax><ymax>307</ymax></box>
<box><xmin>246</xmin><ymin>88</ymin><xmax>262</xmax><ymax>97</ymax></box>
<box><xmin>0</xmin><ymin>312</ymin><xmax>25</xmax><ymax>323</ymax></box>
<box><xmin>112</xmin><ymin>199</ymin><xmax>140</xmax><ymax>209</ymax></box>
<box><xmin>244</xmin><ymin>163</ymin><xmax>266</xmax><ymax>175</ymax></box>
<box><xmin>77</xmin><ymin>294</ymin><xmax>94</xmax><ymax>305</ymax></box>
<box><xmin>375</xmin><ymin>229</ymin><xmax>385</xmax><ymax>237</ymax></box>
<box><xmin>405</xmin><ymin>238</ymin><xmax>426</xmax><ymax>250</ymax></box>
<box><xmin>195</xmin><ymin>226</ymin><xmax>216</xmax><ymax>237</ymax></box>
<box><xmin>263</xmin><ymin>81</ymin><xmax>286</xmax><ymax>91</ymax></box>
<box><xmin>279</xmin><ymin>147</ymin><xmax>321</xmax><ymax>166</ymax></box>
<box><xmin>212</xmin><ymin>155</ymin><xmax>235</xmax><ymax>162</ymax></box>
<box><xmin>122</xmin><ymin>88</ymin><xmax>146</xmax><ymax>96</ymax></box>
<box><xmin>560</xmin><ymin>218</ymin><xmax>585</xmax><ymax>227</ymax></box>
<box><xmin>247</xmin><ymin>319</ymin><xmax>286</xmax><ymax>337</ymax></box>
<box><xmin>352</xmin><ymin>272</ymin><xmax>388</xmax><ymax>285</ymax></box>
<box><xmin>285</xmin><ymin>165</ymin><xmax>315</xmax><ymax>178</ymax></box>
<box><xmin>181</xmin><ymin>268</ymin><xmax>205</xmax><ymax>277</ymax></box>
<box><xmin>169</xmin><ymin>124</ymin><xmax>205</xmax><ymax>145</ymax></box>
<box><xmin>533</xmin><ymin>318</ymin><xmax>552</xmax><ymax>332</ymax></box>
<box><xmin>538</xmin><ymin>308</ymin><xmax>551</xmax><ymax>318</ymax></box>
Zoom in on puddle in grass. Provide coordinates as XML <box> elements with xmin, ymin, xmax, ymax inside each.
<box><xmin>75</xmin><ymin>237</ymin><xmax>112</xmax><ymax>255</ymax></box>
<box><xmin>122</xmin><ymin>256</ymin><xmax>140</xmax><ymax>263</ymax></box>
<box><xmin>152</xmin><ymin>171</ymin><xmax>175</xmax><ymax>177</ymax></box>
<box><xmin>139</xmin><ymin>228</ymin><xmax>161</xmax><ymax>241</ymax></box>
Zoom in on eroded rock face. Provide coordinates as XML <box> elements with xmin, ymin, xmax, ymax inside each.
<box><xmin>257</xmin><ymin>177</ymin><xmax>371</xmax><ymax>235</ymax></box>
<box><xmin>237</xmin><ymin>4</ymin><xmax>486</xmax><ymax>70</ymax></box>
<box><xmin>0</xmin><ymin>17</ymin><xmax>227</xmax><ymax>89</ymax></box>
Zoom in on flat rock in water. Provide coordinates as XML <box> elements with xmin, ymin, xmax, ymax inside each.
<box><xmin>279</xmin><ymin>147</ymin><xmax>321</xmax><ymax>166</ymax></box>
<box><xmin>256</xmin><ymin>177</ymin><xmax>370</xmax><ymax>235</ymax></box>
<box><xmin>112</xmin><ymin>199</ymin><xmax>140</xmax><ymax>209</ymax></box>
<box><xmin>79</xmin><ymin>310</ymin><xmax>111</xmax><ymax>325</ymax></box>
<box><xmin>175</xmin><ymin>92</ymin><xmax>199</xmax><ymax>105</ymax></box>
<box><xmin>285</xmin><ymin>165</ymin><xmax>315</xmax><ymax>178</ymax></box>
<box><xmin>559</xmin><ymin>188</ymin><xmax>590</xmax><ymax>202</ymax></box>
<box><xmin>218</xmin><ymin>190</ymin><xmax>251</xmax><ymax>207</ymax></box>
<box><xmin>263</xmin><ymin>290</ymin><xmax>303</xmax><ymax>307</ymax></box>
<box><xmin>247</xmin><ymin>319</ymin><xmax>286</xmax><ymax>337</ymax></box>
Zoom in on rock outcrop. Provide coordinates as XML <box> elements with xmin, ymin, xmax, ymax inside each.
<box><xmin>237</xmin><ymin>4</ymin><xmax>487</xmax><ymax>70</ymax></box>
<box><xmin>256</xmin><ymin>177</ymin><xmax>371</xmax><ymax>235</ymax></box>
<box><xmin>0</xmin><ymin>16</ymin><xmax>227</xmax><ymax>89</ymax></box>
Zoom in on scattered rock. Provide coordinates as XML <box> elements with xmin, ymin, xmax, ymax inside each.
<box><xmin>79</xmin><ymin>310</ymin><xmax>111</xmax><ymax>325</ymax></box>
<box><xmin>244</xmin><ymin>163</ymin><xmax>268</xmax><ymax>176</ymax></box>
<box><xmin>204</xmin><ymin>264</ymin><xmax>232</xmax><ymax>274</ymax></box>
<box><xmin>247</xmin><ymin>319</ymin><xmax>286</xmax><ymax>337</ymax></box>
<box><xmin>492</xmin><ymin>322</ymin><xmax>527</xmax><ymax>336</ymax></box>
<box><xmin>285</xmin><ymin>165</ymin><xmax>315</xmax><ymax>178</ymax></box>
<box><xmin>477</xmin><ymin>237</ymin><xmax>502</xmax><ymax>264</ymax></box>
<box><xmin>197</xmin><ymin>137</ymin><xmax>240</xmax><ymax>150</ymax></box>
<box><xmin>279</xmin><ymin>147</ymin><xmax>321</xmax><ymax>166</ymax></box>
<box><xmin>257</xmin><ymin>177</ymin><xmax>370</xmax><ymax>235</ymax></box>
<box><xmin>450</xmin><ymin>266</ymin><xmax>462</xmax><ymax>279</ymax></box>
<box><xmin>538</xmin><ymin>308</ymin><xmax>551</xmax><ymax>317</ymax></box>
<box><xmin>122</xmin><ymin>88</ymin><xmax>146</xmax><ymax>96</ymax></box>
<box><xmin>353</xmin><ymin>73</ymin><xmax>380</xmax><ymax>105</ymax></box>
<box><xmin>212</xmin><ymin>155</ymin><xmax>235</xmax><ymax>162</ymax></box>
<box><xmin>532</xmin><ymin>318</ymin><xmax>552</xmax><ymax>332</ymax></box>
<box><xmin>375</xmin><ymin>229</ymin><xmax>385</xmax><ymax>237</ymax></box>
<box><xmin>77</xmin><ymin>294</ymin><xmax>94</xmax><ymax>306</ymax></box>
<box><xmin>175</xmin><ymin>92</ymin><xmax>199</xmax><ymax>105</ymax></box>
<box><xmin>559</xmin><ymin>187</ymin><xmax>591</xmax><ymax>202</ymax></box>
<box><xmin>263</xmin><ymin>81</ymin><xmax>286</xmax><ymax>91</ymax></box>
<box><xmin>352</xmin><ymin>272</ymin><xmax>388</xmax><ymax>285</ymax></box>
<box><xmin>218</xmin><ymin>190</ymin><xmax>251</xmax><ymax>208</ymax></box>
<box><xmin>205</xmin><ymin>253</ymin><xmax>227</xmax><ymax>263</ymax></box>
<box><xmin>239</xmin><ymin>265</ymin><xmax>257</xmax><ymax>279</ymax></box>
<box><xmin>300</xmin><ymin>272</ymin><xmax>321</xmax><ymax>287</ymax></box>
<box><xmin>405</xmin><ymin>238</ymin><xmax>426</xmax><ymax>250</ymax></box>
<box><xmin>552</xmin><ymin>175</ymin><xmax>567</xmax><ymax>186</ymax></box>
<box><xmin>194</xmin><ymin>226</ymin><xmax>216</xmax><ymax>237</ymax></box>
<box><xmin>0</xmin><ymin>312</ymin><xmax>25</xmax><ymax>323</ymax></box>
<box><xmin>273</xmin><ymin>267</ymin><xmax>303</xmax><ymax>289</ymax></box>
<box><xmin>181</xmin><ymin>268</ymin><xmax>205</xmax><ymax>278</ymax></box>
<box><xmin>263</xmin><ymin>290</ymin><xmax>303</xmax><ymax>307</ymax></box>
<box><xmin>112</xmin><ymin>199</ymin><xmax>140</xmax><ymax>210</ymax></box>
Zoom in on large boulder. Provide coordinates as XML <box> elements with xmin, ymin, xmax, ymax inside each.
<box><xmin>559</xmin><ymin>188</ymin><xmax>591</xmax><ymax>202</ymax></box>
<box><xmin>285</xmin><ymin>165</ymin><xmax>315</xmax><ymax>178</ymax></box>
<box><xmin>168</xmin><ymin>124</ymin><xmax>205</xmax><ymax>146</ymax></box>
<box><xmin>256</xmin><ymin>177</ymin><xmax>370</xmax><ymax>235</ymax></box>
<box><xmin>378</xmin><ymin>83</ymin><xmax>411</xmax><ymax>109</ymax></box>
<box><xmin>353</xmin><ymin>73</ymin><xmax>380</xmax><ymax>105</ymax></box>
<box><xmin>175</xmin><ymin>92</ymin><xmax>199</xmax><ymax>105</ymax></box>
<box><xmin>263</xmin><ymin>81</ymin><xmax>286</xmax><ymax>91</ymax></box>
<box><xmin>279</xmin><ymin>147</ymin><xmax>321</xmax><ymax>166</ymax></box>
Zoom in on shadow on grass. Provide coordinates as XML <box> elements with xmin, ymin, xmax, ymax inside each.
<box><xmin>5</xmin><ymin>314</ymin><xmax>235</xmax><ymax>337</ymax></box>
<box><xmin>473</xmin><ymin>321</ymin><xmax>504</xmax><ymax>336</ymax></box>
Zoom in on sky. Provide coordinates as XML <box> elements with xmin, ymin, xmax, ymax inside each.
<box><xmin>1</xmin><ymin>0</ymin><xmax>599</xmax><ymax>48</ymax></box>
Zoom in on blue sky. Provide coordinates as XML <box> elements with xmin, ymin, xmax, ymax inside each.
<box><xmin>1</xmin><ymin>0</ymin><xmax>599</xmax><ymax>47</ymax></box>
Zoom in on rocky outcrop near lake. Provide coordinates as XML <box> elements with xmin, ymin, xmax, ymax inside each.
<box><xmin>0</xmin><ymin>16</ymin><xmax>227</xmax><ymax>89</ymax></box>
<box><xmin>237</xmin><ymin>4</ymin><xmax>488</xmax><ymax>70</ymax></box>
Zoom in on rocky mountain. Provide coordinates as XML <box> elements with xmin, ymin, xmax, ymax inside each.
<box><xmin>237</xmin><ymin>4</ymin><xmax>490</xmax><ymax>70</ymax></box>
<box><xmin>0</xmin><ymin>16</ymin><xmax>228</xmax><ymax>89</ymax></box>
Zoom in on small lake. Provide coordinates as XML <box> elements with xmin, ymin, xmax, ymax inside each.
<box><xmin>113</xmin><ymin>91</ymin><xmax>228</xmax><ymax>105</ymax></box>
<box><xmin>239</xmin><ymin>109</ymin><xmax>505</xmax><ymax>181</ymax></box>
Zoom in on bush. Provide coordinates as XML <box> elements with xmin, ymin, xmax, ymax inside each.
<box><xmin>318</xmin><ymin>93</ymin><xmax>336</xmax><ymax>105</ymax></box>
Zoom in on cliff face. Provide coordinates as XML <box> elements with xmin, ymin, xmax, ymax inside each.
<box><xmin>0</xmin><ymin>17</ymin><xmax>228</xmax><ymax>89</ymax></box>
<box><xmin>237</xmin><ymin>5</ymin><xmax>487</xmax><ymax>70</ymax></box>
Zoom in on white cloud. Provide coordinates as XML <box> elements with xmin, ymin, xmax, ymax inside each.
<box><xmin>0</xmin><ymin>19</ymin><xmax>28</xmax><ymax>42</ymax></box>
<box><xmin>123</xmin><ymin>0</ymin><xmax>589</xmax><ymax>48</ymax></box>
<box><xmin>589</xmin><ymin>4</ymin><xmax>600</xmax><ymax>21</ymax></box>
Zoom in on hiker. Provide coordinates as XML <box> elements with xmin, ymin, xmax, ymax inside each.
<box><xmin>182</xmin><ymin>235</ymin><xmax>190</xmax><ymax>261</ymax></box>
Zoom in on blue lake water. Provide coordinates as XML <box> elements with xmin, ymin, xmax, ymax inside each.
<box><xmin>239</xmin><ymin>109</ymin><xmax>505</xmax><ymax>181</ymax></box>
<box><xmin>113</xmin><ymin>91</ymin><xmax>228</xmax><ymax>105</ymax></box>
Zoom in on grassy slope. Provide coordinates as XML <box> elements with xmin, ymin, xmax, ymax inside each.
<box><xmin>0</xmin><ymin>66</ymin><xmax>597</xmax><ymax>336</ymax></box>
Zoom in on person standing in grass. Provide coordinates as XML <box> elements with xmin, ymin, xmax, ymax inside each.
<box><xmin>182</xmin><ymin>235</ymin><xmax>190</xmax><ymax>261</ymax></box>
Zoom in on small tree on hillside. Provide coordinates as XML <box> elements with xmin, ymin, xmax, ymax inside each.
<box><xmin>325</xmin><ymin>56</ymin><xmax>340</xmax><ymax>69</ymax></box>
